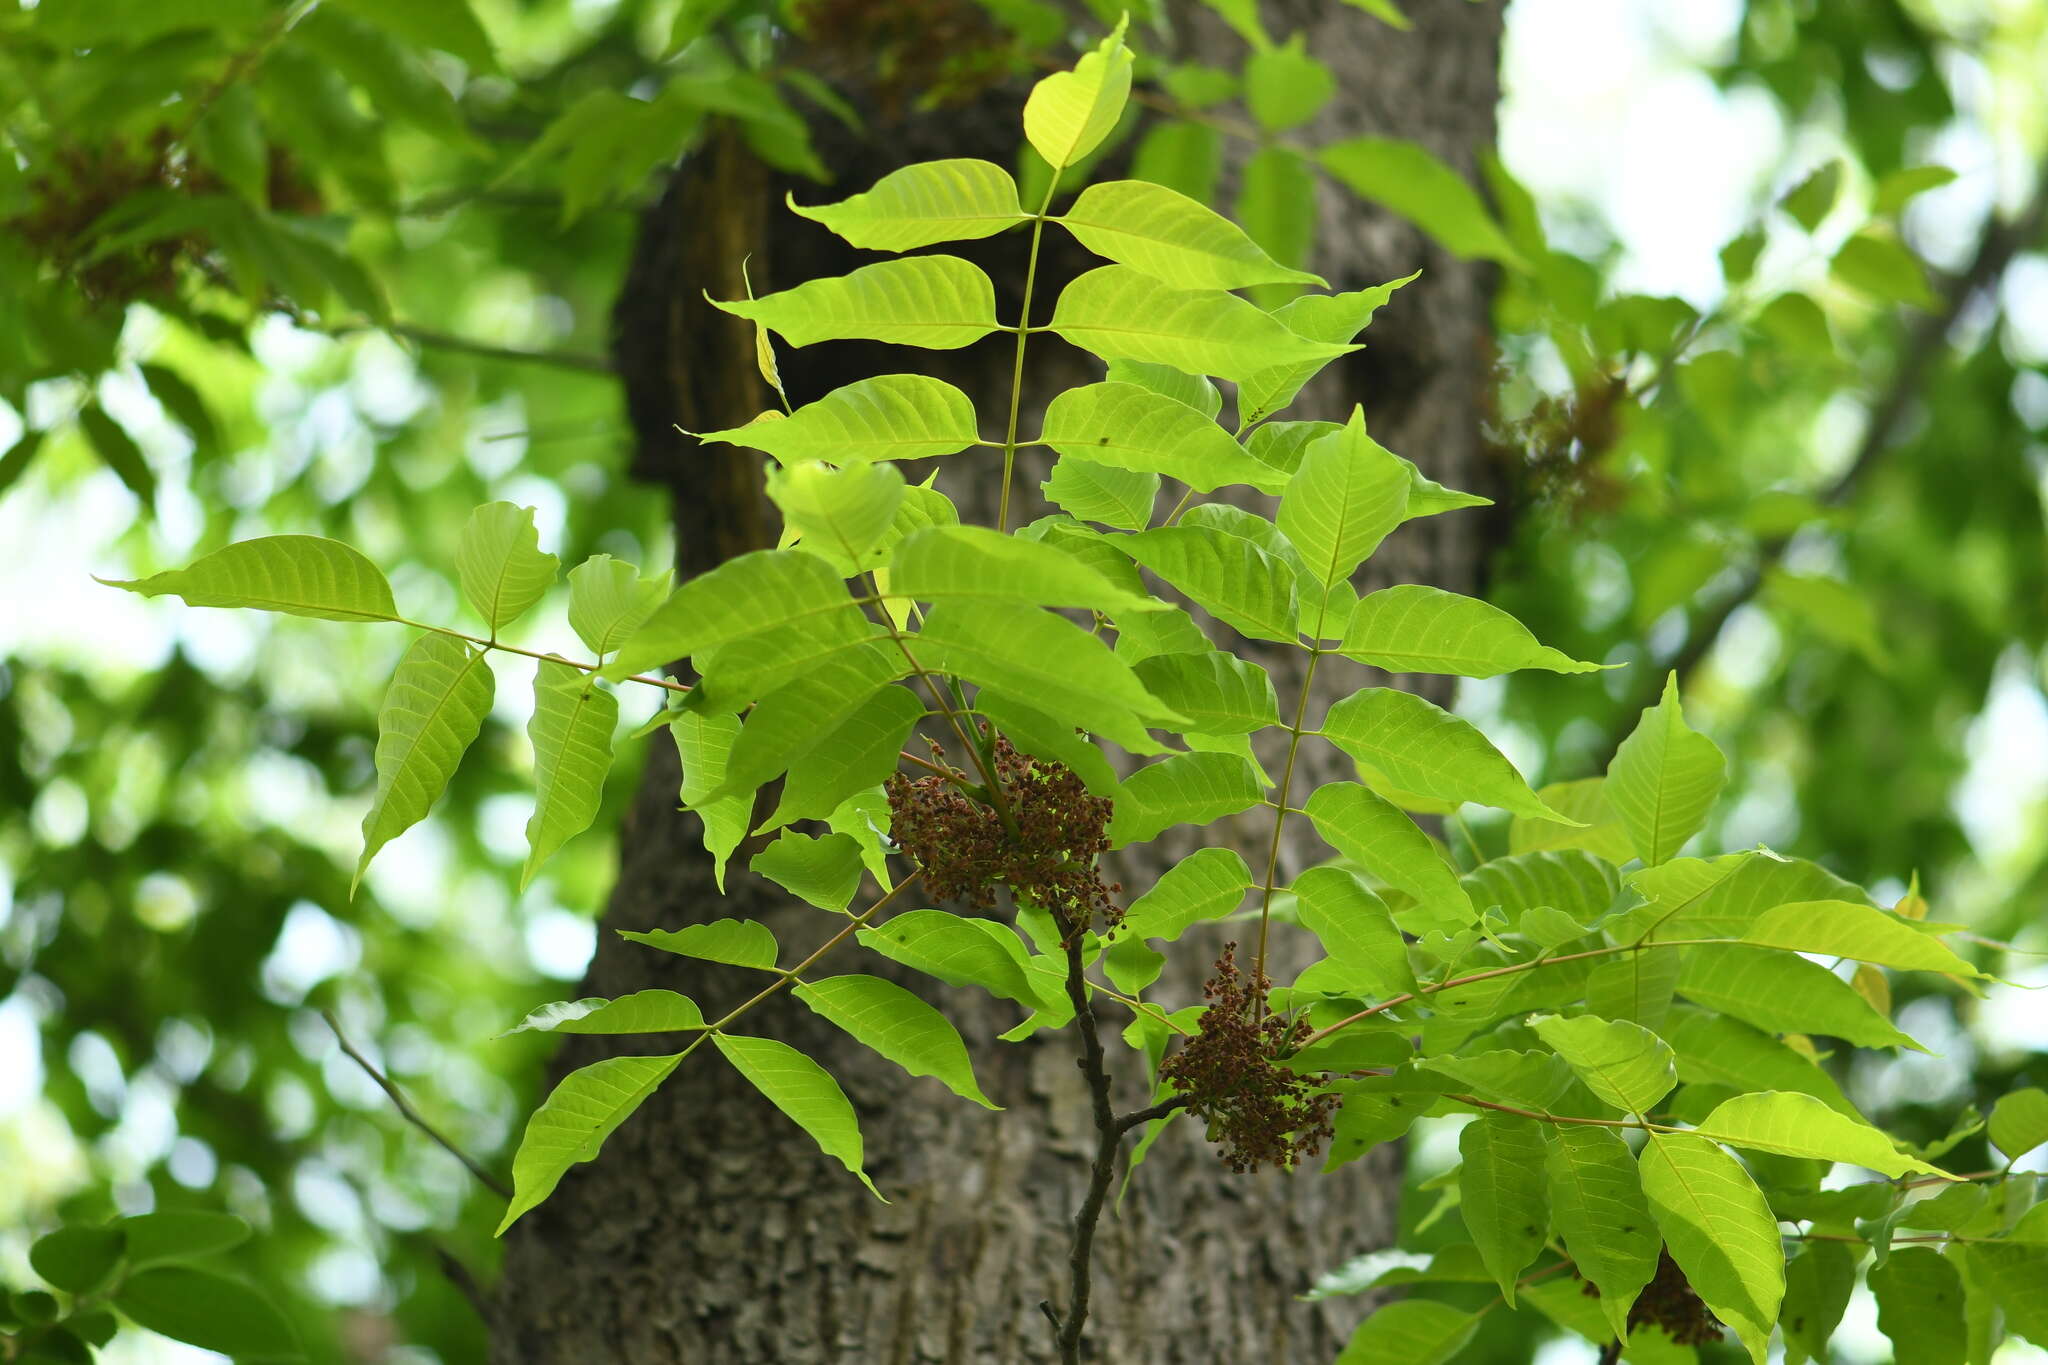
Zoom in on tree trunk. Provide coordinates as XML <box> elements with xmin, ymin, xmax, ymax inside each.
<box><xmin>492</xmin><ymin>5</ymin><xmax>1504</xmax><ymax>1360</ymax></box>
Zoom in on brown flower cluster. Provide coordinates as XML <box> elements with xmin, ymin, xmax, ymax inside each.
<box><xmin>1159</xmin><ymin>944</ymin><xmax>1338</xmax><ymax>1174</ymax></box>
<box><xmin>885</xmin><ymin>735</ymin><xmax>1120</xmax><ymax>937</ymax></box>
<box><xmin>1580</xmin><ymin>1250</ymin><xmax>1722</xmax><ymax>1347</ymax></box>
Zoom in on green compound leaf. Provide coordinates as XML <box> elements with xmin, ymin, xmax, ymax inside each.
<box><xmin>1638</xmin><ymin>1131</ymin><xmax>1786</xmax><ymax>1364</ymax></box>
<box><xmin>114</xmin><ymin>1266</ymin><xmax>303</xmax><ymax>1362</ymax></box>
<box><xmin>712</xmin><ymin>255</ymin><xmax>999</xmax><ymax>349</ymax></box>
<box><xmin>1676</xmin><ymin>943</ymin><xmax>1926</xmax><ymax>1052</ymax></box>
<box><xmin>567</xmin><ymin>554</ymin><xmax>668</xmax><ymax>657</ymax></box>
<box><xmin>605</xmin><ymin>549</ymin><xmax>855</xmax><ymax>680</ymax></box>
<box><xmin>1106</xmin><ymin>358</ymin><xmax>1222</xmax><ymax>417</ymax></box>
<box><xmin>1109</xmin><ymin>750</ymin><xmax>1264</xmax><ymax>847</ymax></box>
<box><xmin>789</xmin><ymin>158</ymin><xmax>1025</xmax><ymax>250</ymax></box>
<box><xmin>712</xmin><ymin>642</ymin><xmax>906</xmax><ymax>802</ymax></box>
<box><xmin>1692</xmin><ymin>1091</ymin><xmax>1949</xmax><ymax>1178</ymax></box>
<box><xmin>1870</xmin><ymin>1247</ymin><xmax>1966</xmax><ymax>1365</ymax></box>
<box><xmin>1782</xmin><ymin>1239</ymin><xmax>1857</xmax><ymax>1365</ymax></box>
<box><xmin>501</xmin><ymin>990</ymin><xmax>706</xmax><ymax>1037</ymax></box>
<box><xmin>1043</xmin><ymin>458</ymin><xmax>1158</xmax><ymax>529</ymax></box>
<box><xmin>620</xmin><ymin>920</ymin><xmax>780</xmax><ymax>971</ymax></box>
<box><xmin>1120</xmin><ymin>525</ymin><xmax>1299</xmax><ymax>643</ymax></box>
<box><xmin>101</xmin><ymin>534</ymin><xmax>398</xmax><ymax>622</ymax></box>
<box><xmin>1277</xmin><ymin>407</ymin><xmax>1410</xmax><ymax>591</ymax></box>
<box><xmin>1049</xmin><ymin>266</ymin><xmax>1355</xmax><ymax>385</ymax></box>
<box><xmin>522</xmin><ymin>661</ymin><xmax>617</xmax><ymax>889</ymax></box>
<box><xmin>1121</xmin><ymin>847</ymin><xmax>1252</xmax><ymax>942</ymax></box>
<box><xmin>1461</xmin><ymin>849</ymin><xmax>1619</xmax><ymax>926</ymax></box>
<box><xmin>1319</xmin><ymin>687</ymin><xmax>1571</xmax><ymax>821</ymax></box>
<box><xmin>1318</xmin><ymin>136</ymin><xmax>1526</xmax><ymax>267</ymax></box>
<box><xmin>794</xmin><ymin>974</ymin><xmax>999</xmax><ymax>1110</ymax></box>
<box><xmin>751</xmin><ymin>831</ymin><xmax>865</xmax><ymax>912</ymax></box>
<box><xmin>356</xmin><ymin>633</ymin><xmax>494</xmax><ymax>892</ymax></box>
<box><xmin>696</xmin><ymin>375</ymin><xmax>980</xmax><ymax>465</ymax></box>
<box><xmin>1023</xmin><ymin>18</ymin><xmax>1131</xmax><ymax>170</ymax></box>
<box><xmin>1961</xmin><ymin>1243</ymin><xmax>2048</xmax><ymax>1347</ymax></box>
<box><xmin>1662</xmin><ymin>1007</ymin><xmax>1859</xmax><ymax>1117</ymax></box>
<box><xmin>29</xmin><ymin>1226</ymin><xmax>124</xmax><ymax>1294</ymax></box>
<box><xmin>1607</xmin><ymin>672</ymin><xmax>1727</xmax><ymax>866</ymax></box>
<box><xmin>1422</xmin><ymin>1050</ymin><xmax>1573</xmax><ymax>1111</ymax></box>
<box><xmin>1544</xmin><ymin>1125</ymin><xmax>1659</xmax><ymax>1342</ymax></box>
<box><xmin>1240</xmin><ymin>273</ymin><xmax>1419</xmax><ymax>422</ymax></box>
<box><xmin>768</xmin><ymin>460</ymin><xmax>905</xmax><ymax>574</ymax></box>
<box><xmin>1621</xmin><ymin>848</ymin><xmax>1871</xmax><ymax>942</ymax></box>
<box><xmin>888</xmin><ymin>524</ymin><xmax>1159</xmax><ymax>616</ymax></box>
<box><xmin>856</xmin><ymin>911</ymin><xmax>1045</xmax><ymax>1012</ymax></box>
<box><xmin>1333</xmin><ymin>1299</ymin><xmax>1477</xmax><ymax>1365</ymax></box>
<box><xmin>762</xmin><ymin>685</ymin><xmax>923</xmax><ymax>832</ymax></box>
<box><xmin>1339</xmin><ymin>584</ymin><xmax>1604</xmax><ymax>677</ymax></box>
<box><xmin>1130</xmin><ymin>651</ymin><xmax>1280</xmax><ymax>735</ymax></box>
<box><xmin>1741</xmin><ymin>900</ymin><xmax>1983</xmax><ymax>977</ymax></box>
<box><xmin>1303</xmin><ymin>782</ymin><xmax>1474</xmax><ymax>932</ymax></box>
<box><xmin>672</xmin><ymin>710</ymin><xmax>749</xmax><ymax>889</ymax></box>
<box><xmin>1458</xmin><ymin>1115</ymin><xmax>1550</xmax><ymax>1303</ymax></box>
<box><xmin>1054</xmin><ymin>178</ymin><xmax>1322</xmax><ymax>290</ymax></box>
<box><xmin>911</xmin><ymin>602</ymin><xmax>1183</xmax><ymax>753</ymax></box>
<box><xmin>498</xmin><ymin>1053</ymin><xmax>684</xmax><ymax>1233</ymax></box>
<box><xmin>1040</xmin><ymin>381</ymin><xmax>1284</xmax><ymax>492</ymax></box>
<box><xmin>1989</xmin><ymin>1087</ymin><xmax>2048</xmax><ymax>1160</ymax></box>
<box><xmin>457</xmin><ymin>502</ymin><xmax>558</xmax><ymax>633</ymax></box>
<box><xmin>1509</xmin><ymin>778</ymin><xmax>1635</xmax><ymax>864</ymax></box>
<box><xmin>117</xmin><ymin>1211</ymin><xmax>251</xmax><ymax>1269</ymax></box>
<box><xmin>1529</xmin><ymin>1013</ymin><xmax>1676</xmax><ymax>1115</ymax></box>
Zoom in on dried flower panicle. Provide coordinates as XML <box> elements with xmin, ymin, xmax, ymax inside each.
<box><xmin>1159</xmin><ymin>943</ymin><xmax>1338</xmax><ymax>1174</ymax></box>
<box><xmin>884</xmin><ymin>736</ymin><xmax>1120</xmax><ymax>937</ymax></box>
<box><xmin>1578</xmin><ymin>1249</ymin><xmax>1722</xmax><ymax>1347</ymax></box>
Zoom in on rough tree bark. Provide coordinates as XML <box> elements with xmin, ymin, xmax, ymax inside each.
<box><xmin>493</xmin><ymin>4</ymin><xmax>1505</xmax><ymax>1360</ymax></box>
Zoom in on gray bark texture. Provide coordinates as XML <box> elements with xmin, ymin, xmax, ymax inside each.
<box><xmin>491</xmin><ymin>3</ymin><xmax>1505</xmax><ymax>1360</ymax></box>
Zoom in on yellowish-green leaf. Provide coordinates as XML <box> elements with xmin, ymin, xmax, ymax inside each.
<box><xmin>1278</xmin><ymin>407</ymin><xmax>1410</xmax><ymax>590</ymax></box>
<box><xmin>1530</xmin><ymin>1013</ymin><xmax>1675</xmax><ymax>1115</ymax></box>
<box><xmin>1049</xmin><ymin>265</ymin><xmax>1355</xmax><ymax>385</ymax></box>
<box><xmin>1041</xmin><ymin>381</ymin><xmax>1284</xmax><ymax>492</ymax></box>
<box><xmin>1607</xmin><ymin>672</ymin><xmax>1726</xmax><ymax>866</ymax></box>
<box><xmin>1742</xmin><ymin>900</ymin><xmax>1983</xmax><ymax>978</ymax></box>
<box><xmin>1043</xmin><ymin>457</ymin><xmax>1158</xmax><ymax>529</ymax></box>
<box><xmin>1022</xmin><ymin>19</ymin><xmax>1132</xmax><ymax>170</ymax></box>
<box><xmin>1988</xmin><ymin>1087</ymin><xmax>2048</xmax><ymax>1160</ymax></box>
<box><xmin>762</xmin><ymin>685</ymin><xmax>923</xmax><ymax>832</ymax></box>
<box><xmin>1130</xmin><ymin>651</ymin><xmax>1279</xmax><ymax>735</ymax></box>
<box><xmin>620</xmin><ymin>919</ymin><xmax>779</xmax><ymax>971</ymax></box>
<box><xmin>1693</xmin><ymin>1091</ymin><xmax>1950</xmax><ymax>1178</ymax></box>
<box><xmin>1508</xmin><ymin>777</ymin><xmax>1637</xmax><ymax>863</ymax></box>
<box><xmin>1319</xmin><ymin>136</ymin><xmax>1526</xmax><ymax>267</ymax></box>
<box><xmin>789</xmin><ymin>158</ymin><xmax>1024</xmax><ymax>250</ymax></box>
<box><xmin>1662</xmin><ymin>1007</ymin><xmax>1860</xmax><ymax>1118</ymax></box>
<box><xmin>1121</xmin><ymin>847</ymin><xmax>1253</xmax><ymax>943</ymax></box>
<box><xmin>795</xmin><ymin>974</ymin><xmax>999</xmax><ymax>1109</ymax></box>
<box><xmin>751</xmin><ymin>831</ymin><xmax>865</xmax><ymax>911</ymax></box>
<box><xmin>1055</xmin><ymin>178</ymin><xmax>1322</xmax><ymax>290</ymax></box>
<box><xmin>1342</xmin><ymin>583</ymin><xmax>1604</xmax><ymax>677</ymax></box>
<box><xmin>1240</xmin><ymin>273</ymin><xmax>1419</xmax><ymax>421</ymax></box>
<box><xmin>696</xmin><ymin>375</ymin><xmax>980</xmax><ymax>464</ymax></box>
<box><xmin>522</xmin><ymin>661</ymin><xmax>617</xmax><ymax>889</ymax></box>
<box><xmin>889</xmin><ymin>524</ymin><xmax>1158</xmax><ymax>617</ymax></box>
<box><xmin>1109</xmin><ymin>750</ymin><xmax>1264</xmax><ymax>847</ymax></box>
<box><xmin>1333</xmin><ymin>1300</ymin><xmax>1477</xmax><ymax>1365</ymax></box>
<box><xmin>500</xmin><ymin>990</ymin><xmax>706</xmax><ymax>1037</ymax></box>
<box><xmin>714</xmin><ymin>1034</ymin><xmax>882</xmax><ymax>1199</ymax></box>
<box><xmin>712</xmin><ymin>255</ymin><xmax>999</xmax><ymax>349</ymax></box>
<box><xmin>1638</xmin><ymin>1131</ymin><xmax>1785</xmax><ymax>1363</ymax></box>
<box><xmin>1120</xmin><ymin>525</ymin><xmax>1299</xmax><ymax>643</ymax></box>
<box><xmin>1304</xmin><ymin>782</ymin><xmax>1474</xmax><ymax>932</ymax></box>
<box><xmin>458</xmin><ymin>502</ymin><xmax>558</xmax><ymax>632</ymax></box>
<box><xmin>1320</xmin><ymin>687</ymin><xmax>1573</xmax><ymax>822</ymax></box>
<box><xmin>102</xmin><ymin>534</ymin><xmax>398</xmax><ymax>622</ymax></box>
<box><xmin>604</xmin><ymin>549</ymin><xmax>856</xmax><ymax>681</ymax></box>
<box><xmin>671</xmin><ymin>710</ymin><xmax>749</xmax><ymax>889</ymax></box>
<box><xmin>857</xmin><ymin>911</ymin><xmax>1044</xmax><ymax>1011</ymax></box>
<box><xmin>768</xmin><ymin>460</ymin><xmax>905</xmax><ymax>574</ymax></box>
<box><xmin>1676</xmin><ymin>944</ymin><xmax>1926</xmax><ymax>1052</ymax></box>
<box><xmin>497</xmin><ymin>1053</ymin><xmax>683</xmax><ymax>1232</ymax></box>
<box><xmin>356</xmin><ymin>633</ymin><xmax>494</xmax><ymax>892</ymax></box>
<box><xmin>567</xmin><ymin>554</ymin><xmax>668</xmax><ymax>657</ymax></box>
<box><xmin>711</xmin><ymin>641</ymin><xmax>907</xmax><ymax>802</ymax></box>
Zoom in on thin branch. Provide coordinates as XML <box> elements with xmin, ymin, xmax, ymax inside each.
<box><xmin>323</xmin><ymin>1010</ymin><xmax>512</xmax><ymax>1200</ymax></box>
<box><xmin>1588</xmin><ymin>160</ymin><xmax>2048</xmax><ymax>773</ymax></box>
<box><xmin>383</xmin><ymin>322</ymin><xmax>615</xmax><ymax>375</ymax></box>
<box><xmin>1055</xmin><ymin>930</ymin><xmax>1123</xmax><ymax>1365</ymax></box>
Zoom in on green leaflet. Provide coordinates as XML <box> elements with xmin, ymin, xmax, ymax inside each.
<box><xmin>1988</xmin><ymin>1087</ymin><xmax>2048</xmax><ymax>1159</ymax></box>
<box><xmin>693</xmin><ymin>616</ymin><xmax>887</xmax><ymax>710</ymax></box>
<box><xmin>1055</xmin><ymin>178</ymin><xmax>1322</xmax><ymax>290</ymax></box>
<box><xmin>788</xmin><ymin>158</ymin><xmax>1024</xmax><ymax>250</ymax></box>
<box><xmin>1318</xmin><ymin>135</ymin><xmax>1526</xmax><ymax>267</ymax></box>
<box><xmin>1340</xmin><ymin>583</ymin><xmax>1604</xmax><ymax>677</ymax></box>
<box><xmin>112</xmin><ymin>1265</ymin><xmax>303</xmax><ymax>1362</ymax></box>
<box><xmin>1661</xmin><ymin>1007</ymin><xmax>1860</xmax><ymax>1117</ymax></box>
<box><xmin>1461</xmin><ymin>850</ymin><xmax>1620</xmax><ymax>926</ymax></box>
<box><xmin>1638</xmin><ymin>1131</ymin><xmax>1786</xmax><ymax>1363</ymax></box>
<box><xmin>711</xmin><ymin>642</ymin><xmax>908</xmax><ymax>804</ymax></box>
<box><xmin>1120</xmin><ymin>847</ymin><xmax>1252</xmax><ymax>942</ymax></box>
<box><xmin>1584</xmin><ymin>949</ymin><xmax>1681</xmax><ymax>1031</ymax></box>
<box><xmin>620</xmin><ymin>920</ymin><xmax>779</xmax><ymax>971</ymax></box>
<box><xmin>603</xmin><ymin>549</ymin><xmax>855</xmax><ymax>681</ymax></box>
<box><xmin>1871</xmin><ymin>1247</ymin><xmax>1967</xmax><ymax>1365</ymax></box>
<box><xmin>696</xmin><ymin>375</ymin><xmax>980</xmax><ymax>465</ymax></box>
<box><xmin>751</xmin><ymin>831</ymin><xmax>865</xmax><ymax>912</ymax></box>
<box><xmin>1106</xmin><ymin>358</ymin><xmax>1221</xmax><ymax>418</ymax></box>
<box><xmin>457</xmin><ymin>501</ymin><xmax>558</xmax><ymax>632</ymax></box>
<box><xmin>1048</xmin><ymin>265</ymin><xmax>1354</xmax><ymax>385</ymax></box>
<box><xmin>1021</xmin><ymin>19</ymin><xmax>1131</xmax><ymax>170</ymax></box>
<box><xmin>356</xmin><ymin>633</ymin><xmax>494</xmax><ymax>892</ymax></box>
<box><xmin>1530</xmin><ymin>1013</ymin><xmax>1675</xmax><ymax>1115</ymax></box>
<box><xmin>671</xmin><ymin>710</ymin><xmax>749</xmax><ymax>888</ymax></box>
<box><xmin>888</xmin><ymin>523</ymin><xmax>1158</xmax><ymax>616</ymax></box>
<box><xmin>1675</xmin><ymin>943</ymin><xmax>1927</xmax><ymax>1052</ymax></box>
<box><xmin>1240</xmin><ymin>273</ymin><xmax>1419</xmax><ymax>421</ymax></box>
<box><xmin>762</xmin><ymin>685</ymin><xmax>922</xmax><ymax>831</ymax></box>
<box><xmin>1040</xmin><ymin>381</ymin><xmax>1284</xmax><ymax>492</ymax></box>
<box><xmin>29</xmin><ymin>1226</ymin><xmax>124</xmax><ymax>1295</ymax></box>
<box><xmin>1619</xmin><ymin>847</ymin><xmax>1873</xmax><ymax>942</ymax></box>
<box><xmin>1961</xmin><ymin>1243</ymin><xmax>2048</xmax><ymax>1346</ymax></box>
<box><xmin>102</xmin><ymin>533</ymin><xmax>398</xmax><ymax>622</ymax></box>
<box><xmin>500</xmin><ymin>989</ymin><xmax>707</xmax><ymax>1037</ymax></box>
<box><xmin>1042</xmin><ymin>458</ymin><xmax>1158</xmax><ymax>529</ymax></box>
<box><xmin>714</xmin><ymin>1034</ymin><xmax>882</xmax><ymax>1199</ymax></box>
<box><xmin>1509</xmin><ymin>778</ymin><xmax>1636</xmax><ymax>863</ymax></box>
<box><xmin>1782</xmin><ymin>1239</ymin><xmax>1857</xmax><ymax>1365</ymax></box>
<box><xmin>1742</xmin><ymin>900</ymin><xmax>1982</xmax><ymax>977</ymax></box>
<box><xmin>768</xmin><ymin>461</ymin><xmax>905</xmax><ymax>574</ymax></box>
<box><xmin>1421</xmin><ymin>1050</ymin><xmax>1574</xmax><ymax>1110</ymax></box>
<box><xmin>1303</xmin><ymin>782</ymin><xmax>1475</xmax><ymax>931</ymax></box>
<box><xmin>1458</xmin><ymin>1115</ymin><xmax>1550</xmax><ymax>1302</ymax></box>
<box><xmin>1130</xmin><ymin>651</ymin><xmax>1279</xmax><ymax>735</ymax></box>
<box><xmin>498</xmin><ymin>1053</ymin><xmax>684</xmax><ymax>1233</ymax></box>
<box><xmin>522</xmin><ymin>661</ymin><xmax>617</xmax><ymax>889</ymax></box>
<box><xmin>794</xmin><ymin>974</ymin><xmax>999</xmax><ymax>1109</ymax></box>
<box><xmin>567</xmin><ymin>554</ymin><xmax>668</xmax><ymax>657</ymax></box>
<box><xmin>971</xmin><ymin>689</ymin><xmax>1122</xmax><ymax>797</ymax></box>
<box><xmin>856</xmin><ymin>911</ymin><xmax>1045</xmax><ymax>1011</ymax></box>
<box><xmin>1277</xmin><ymin>407</ymin><xmax>1410</xmax><ymax>591</ymax></box>
<box><xmin>1108</xmin><ymin>750</ymin><xmax>1264</xmax><ymax>847</ymax></box>
<box><xmin>1332</xmin><ymin>1300</ymin><xmax>1477</xmax><ymax>1365</ymax></box>
<box><xmin>1319</xmin><ymin>687</ymin><xmax>1572</xmax><ymax>822</ymax></box>
<box><xmin>1290</xmin><ymin>866</ymin><xmax>1416</xmax><ymax>998</ymax></box>
<box><xmin>1692</xmin><ymin>1091</ymin><xmax>1949</xmax><ymax>1178</ymax></box>
<box><xmin>712</xmin><ymin>255</ymin><xmax>999</xmax><ymax>349</ymax></box>
<box><xmin>1607</xmin><ymin>673</ymin><xmax>1727</xmax><ymax>866</ymax></box>
<box><xmin>1120</xmin><ymin>525</ymin><xmax>1299</xmax><ymax>642</ymax></box>
<box><xmin>1245</xmin><ymin>34</ymin><xmax>1334</xmax><ymax>131</ymax></box>
<box><xmin>1544</xmin><ymin>1125</ymin><xmax>1659</xmax><ymax>1342</ymax></box>
<box><xmin>909</xmin><ymin>602</ymin><xmax>1182</xmax><ymax>753</ymax></box>
<box><xmin>1236</xmin><ymin>146</ymin><xmax>1316</xmax><ymax>309</ymax></box>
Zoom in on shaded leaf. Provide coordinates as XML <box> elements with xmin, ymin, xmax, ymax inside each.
<box><xmin>620</xmin><ymin>920</ymin><xmax>779</xmax><ymax>971</ymax></box>
<box><xmin>357</xmin><ymin>633</ymin><xmax>494</xmax><ymax>891</ymax></box>
<box><xmin>1638</xmin><ymin>1131</ymin><xmax>1785</xmax><ymax>1363</ymax></box>
<box><xmin>795</xmin><ymin>974</ymin><xmax>999</xmax><ymax>1109</ymax></box>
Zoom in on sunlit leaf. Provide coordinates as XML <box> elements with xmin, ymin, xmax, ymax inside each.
<box><xmin>769</xmin><ymin>460</ymin><xmax>905</xmax><ymax>574</ymax></box>
<box><xmin>102</xmin><ymin>535</ymin><xmax>399</xmax><ymax>622</ymax></box>
<box><xmin>1333</xmin><ymin>1300</ymin><xmax>1477</xmax><ymax>1365</ymax></box>
<box><xmin>1638</xmin><ymin>1131</ymin><xmax>1784</xmax><ymax>1363</ymax></box>
<box><xmin>1108</xmin><ymin>750</ymin><xmax>1264</xmax><ymax>847</ymax></box>
<box><xmin>1988</xmin><ymin>1088</ymin><xmax>2048</xmax><ymax>1160</ymax></box>
<box><xmin>1340</xmin><ymin>584</ymin><xmax>1603</xmax><ymax>677</ymax></box>
<box><xmin>751</xmin><ymin>831</ymin><xmax>865</xmax><ymax>911</ymax></box>
<box><xmin>857</xmin><ymin>911</ymin><xmax>1045</xmax><ymax>1011</ymax></box>
<box><xmin>762</xmin><ymin>685</ymin><xmax>922</xmax><ymax>832</ymax></box>
<box><xmin>1320</xmin><ymin>687</ymin><xmax>1571</xmax><ymax>821</ymax></box>
<box><xmin>789</xmin><ymin>158</ymin><xmax>1025</xmax><ymax>250</ymax></box>
<box><xmin>501</xmin><ymin>990</ymin><xmax>707</xmax><ymax>1037</ymax></box>
<box><xmin>794</xmin><ymin>974</ymin><xmax>999</xmax><ymax>1109</ymax></box>
<box><xmin>498</xmin><ymin>1053</ymin><xmax>682</xmax><ymax>1232</ymax></box>
<box><xmin>567</xmin><ymin>555</ymin><xmax>669</xmax><ymax>657</ymax></box>
<box><xmin>1049</xmin><ymin>265</ymin><xmax>1354</xmax><ymax>385</ymax></box>
<box><xmin>1530</xmin><ymin>1013</ymin><xmax>1675</xmax><ymax>1115</ymax></box>
<box><xmin>1040</xmin><ymin>381</ymin><xmax>1284</xmax><ymax>492</ymax></box>
<box><xmin>1544</xmin><ymin>1125</ymin><xmax>1659</xmax><ymax>1341</ymax></box>
<box><xmin>1121</xmin><ymin>847</ymin><xmax>1252</xmax><ymax>942</ymax></box>
<box><xmin>712</xmin><ymin>256</ymin><xmax>1000</xmax><ymax>349</ymax></box>
<box><xmin>1120</xmin><ymin>525</ymin><xmax>1298</xmax><ymax>642</ymax></box>
<box><xmin>1240</xmin><ymin>273</ymin><xmax>1419</xmax><ymax>421</ymax></box>
<box><xmin>522</xmin><ymin>661</ymin><xmax>617</xmax><ymax>889</ymax></box>
<box><xmin>1130</xmin><ymin>651</ymin><xmax>1280</xmax><ymax>735</ymax></box>
<box><xmin>1303</xmin><ymin>782</ymin><xmax>1473</xmax><ymax>931</ymax></box>
<box><xmin>356</xmin><ymin>633</ymin><xmax>494</xmax><ymax>892</ymax></box>
<box><xmin>1607</xmin><ymin>672</ymin><xmax>1726</xmax><ymax>866</ymax></box>
<box><xmin>1055</xmin><ymin>178</ymin><xmax>1322</xmax><ymax>289</ymax></box>
<box><xmin>620</xmin><ymin>920</ymin><xmax>779</xmax><ymax>971</ymax></box>
<box><xmin>1692</xmin><ymin>1091</ymin><xmax>1948</xmax><ymax>1178</ymax></box>
<box><xmin>696</xmin><ymin>375</ymin><xmax>980</xmax><ymax>464</ymax></box>
<box><xmin>605</xmin><ymin>549</ymin><xmax>858</xmax><ymax>681</ymax></box>
<box><xmin>458</xmin><ymin>501</ymin><xmax>558</xmax><ymax>632</ymax></box>
<box><xmin>889</xmin><ymin>524</ymin><xmax>1158</xmax><ymax>616</ymax></box>
<box><xmin>1277</xmin><ymin>407</ymin><xmax>1409</xmax><ymax>592</ymax></box>
<box><xmin>1741</xmin><ymin>901</ymin><xmax>1982</xmax><ymax>978</ymax></box>
<box><xmin>1022</xmin><ymin>19</ymin><xmax>1131</xmax><ymax>170</ymax></box>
